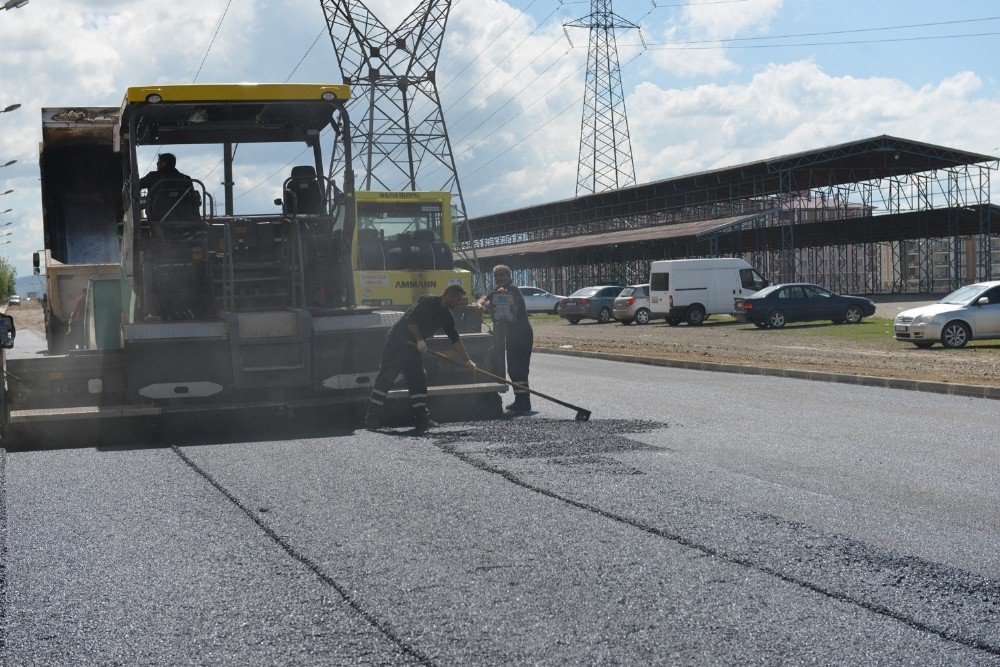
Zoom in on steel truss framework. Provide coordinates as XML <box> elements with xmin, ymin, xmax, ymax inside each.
<box><xmin>566</xmin><ymin>0</ymin><xmax>638</xmax><ymax>196</ymax></box>
<box><xmin>461</xmin><ymin>136</ymin><xmax>999</xmax><ymax>295</ymax></box>
<box><xmin>321</xmin><ymin>0</ymin><xmax>484</xmax><ymax>283</ymax></box>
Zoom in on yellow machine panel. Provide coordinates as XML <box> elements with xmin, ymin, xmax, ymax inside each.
<box><xmin>353</xmin><ymin>190</ymin><xmax>472</xmax><ymax>308</ymax></box>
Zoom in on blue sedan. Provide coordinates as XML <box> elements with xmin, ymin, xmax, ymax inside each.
<box><xmin>735</xmin><ymin>283</ymin><xmax>876</xmax><ymax>329</ymax></box>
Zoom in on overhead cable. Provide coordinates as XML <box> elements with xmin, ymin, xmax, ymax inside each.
<box><xmin>440</xmin><ymin>0</ymin><xmax>543</xmax><ymax>92</ymax></box>
<box><xmin>188</xmin><ymin>0</ymin><xmax>234</xmax><ymax>83</ymax></box>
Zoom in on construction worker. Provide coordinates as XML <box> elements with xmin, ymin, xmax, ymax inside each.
<box><xmin>365</xmin><ymin>284</ymin><xmax>477</xmax><ymax>430</ymax></box>
<box><xmin>139</xmin><ymin>152</ymin><xmax>200</xmax><ymax>222</ymax></box>
<box><xmin>477</xmin><ymin>264</ymin><xmax>533</xmax><ymax>413</ymax></box>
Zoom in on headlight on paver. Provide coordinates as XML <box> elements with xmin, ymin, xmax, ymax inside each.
<box><xmin>913</xmin><ymin>314</ymin><xmax>935</xmax><ymax>325</ymax></box>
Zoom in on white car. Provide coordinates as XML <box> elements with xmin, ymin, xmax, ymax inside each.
<box><xmin>518</xmin><ymin>286</ymin><xmax>566</xmax><ymax>314</ymax></box>
<box><xmin>7</xmin><ymin>294</ymin><xmax>20</xmax><ymax>306</ymax></box>
<box><xmin>894</xmin><ymin>280</ymin><xmax>1000</xmax><ymax>348</ymax></box>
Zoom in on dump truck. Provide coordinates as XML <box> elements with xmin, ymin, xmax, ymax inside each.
<box><xmin>4</xmin><ymin>83</ymin><xmax>502</xmax><ymax>442</ymax></box>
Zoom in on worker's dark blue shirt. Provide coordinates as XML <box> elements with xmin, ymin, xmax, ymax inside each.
<box><xmin>390</xmin><ymin>295</ymin><xmax>460</xmax><ymax>344</ymax></box>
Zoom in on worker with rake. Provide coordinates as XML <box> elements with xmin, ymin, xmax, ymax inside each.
<box><xmin>364</xmin><ymin>284</ymin><xmax>477</xmax><ymax>430</ymax></box>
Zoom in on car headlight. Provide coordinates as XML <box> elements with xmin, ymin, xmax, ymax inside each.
<box><xmin>913</xmin><ymin>314</ymin><xmax>935</xmax><ymax>325</ymax></box>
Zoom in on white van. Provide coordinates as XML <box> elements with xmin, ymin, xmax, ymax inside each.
<box><xmin>649</xmin><ymin>258</ymin><xmax>768</xmax><ymax>325</ymax></box>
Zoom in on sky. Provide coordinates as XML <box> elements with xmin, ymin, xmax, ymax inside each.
<box><xmin>1</xmin><ymin>0</ymin><xmax>999</xmax><ymax>278</ymax></box>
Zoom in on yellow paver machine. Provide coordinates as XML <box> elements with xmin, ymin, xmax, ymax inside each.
<box><xmin>5</xmin><ymin>83</ymin><xmax>503</xmax><ymax>443</ymax></box>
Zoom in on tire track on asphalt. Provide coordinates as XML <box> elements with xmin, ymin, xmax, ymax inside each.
<box><xmin>169</xmin><ymin>445</ymin><xmax>435</xmax><ymax>667</ymax></box>
<box><xmin>431</xmin><ymin>439</ymin><xmax>1000</xmax><ymax>657</ymax></box>
<box><xmin>0</xmin><ymin>449</ymin><xmax>6</xmax><ymax>667</ymax></box>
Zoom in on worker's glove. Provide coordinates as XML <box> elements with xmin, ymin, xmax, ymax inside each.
<box><xmin>465</xmin><ymin>360</ymin><xmax>477</xmax><ymax>372</ymax></box>
<box><xmin>415</xmin><ymin>340</ymin><xmax>427</xmax><ymax>353</ymax></box>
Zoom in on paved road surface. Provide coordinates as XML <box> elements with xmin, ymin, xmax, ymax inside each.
<box><xmin>3</xmin><ymin>354</ymin><xmax>998</xmax><ymax>664</ymax></box>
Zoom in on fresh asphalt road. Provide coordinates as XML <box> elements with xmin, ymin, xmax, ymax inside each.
<box><xmin>3</xmin><ymin>354</ymin><xmax>998</xmax><ymax>665</ymax></box>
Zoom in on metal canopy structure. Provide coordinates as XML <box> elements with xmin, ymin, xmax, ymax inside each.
<box><xmin>459</xmin><ymin>135</ymin><xmax>999</xmax><ymax>295</ymax></box>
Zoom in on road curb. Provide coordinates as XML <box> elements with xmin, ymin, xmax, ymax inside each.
<box><xmin>537</xmin><ymin>347</ymin><xmax>1000</xmax><ymax>401</ymax></box>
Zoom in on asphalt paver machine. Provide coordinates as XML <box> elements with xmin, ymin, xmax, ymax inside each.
<box><xmin>4</xmin><ymin>83</ymin><xmax>502</xmax><ymax>442</ymax></box>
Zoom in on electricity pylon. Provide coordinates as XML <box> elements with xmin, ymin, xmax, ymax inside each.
<box><xmin>319</xmin><ymin>0</ymin><xmax>468</xmax><ymax>221</ymax></box>
<box><xmin>566</xmin><ymin>0</ymin><xmax>638</xmax><ymax>196</ymax></box>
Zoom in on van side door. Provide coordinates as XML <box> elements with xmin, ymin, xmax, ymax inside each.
<box><xmin>649</xmin><ymin>271</ymin><xmax>669</xmax><ymax>314</ymax></box>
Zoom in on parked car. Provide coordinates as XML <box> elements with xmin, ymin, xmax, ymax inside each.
<box><xmin>613</xmin><ymin>284</ymin><xmax>654</xmax><ymax>325</ymax></box>
<box><xmin>7</xmin><ymin>295</ymin><xmax>20</xmax><ymax>306</ymax></box>
<box><xmin>518</xmin><ymin>286</ymin><xmax>566</xmax><ymax>313</ymax></box>
<box><xmin>735</xmin><ymin>283</ymin><xmax>875</xmax><ymax>328</ymax></box>
<box><xmin>558</xmin><ymin>285</ymin><xmax>623</xmax><ymax>324</ymax></box>
<box><xmin>893</xmin><ymin>280</ymin><xmax>1000</xmax><ymax>349</ymax></box>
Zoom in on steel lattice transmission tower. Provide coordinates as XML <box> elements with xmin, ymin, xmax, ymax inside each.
<box><xmin>566</xmin><ymin>0</ymin><xmax>638</xmax><ymax>196</ymax></box>
<box><xmin>319</xmin><ymin>0</ymin><xmax>469</xmax><ymax>224</ymax></box>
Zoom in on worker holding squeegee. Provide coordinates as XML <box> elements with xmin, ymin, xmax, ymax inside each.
<box><xmin>364</xmin><ymin>284</ymin><xmax>477</xmax><ymax>431</ymax></box>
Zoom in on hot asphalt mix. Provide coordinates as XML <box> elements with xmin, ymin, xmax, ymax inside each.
<box><xmin>1</xmin><ymin>355</ymin><xmax>997</xmax><ymax>664</ymax></box>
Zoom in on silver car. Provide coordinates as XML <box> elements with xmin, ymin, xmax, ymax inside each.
<box><xmin>893</xmin><ymin>280</ymin><xmax>1000</xmax><ymax>348</ymax></box>
<box><xmin>518</xmin><ymin>286</ymin><xmax>566</xmax><ymax>314</ymax></box>
<box><xmin>613</xmin><ymin>284</ymin><xmax>654</xmax><ymax>325</ymax></box>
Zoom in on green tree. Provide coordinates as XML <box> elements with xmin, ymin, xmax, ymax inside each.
<box><xmin>0</xmin><ymin>257</ymin><xmax>16</xmax><ymax>299</ymax></box>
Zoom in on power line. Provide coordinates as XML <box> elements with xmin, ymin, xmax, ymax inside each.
<box><xmin>561</xmin><ymin>0</ymin><xmax>749</xmax><ymax>5</ymax></box>
<box><xmin>187</xmin><ymin>0</ymin><xmax>234</xmax><ymax>83</ymax></box>
<box><xmin>453</xmin><ymin>50</ymin><xmax>581</xmax><ymax>146</ymax></box>
<box><xmin>635</xmin><ymin>15</ymin><xmax>1000</xmax><ymax>47</ymax></box>
<box><xmin>641</xmin><ymin>30</ymin><xmax>1000</xmax><ymax>50</ymax></box>
<box><xmin>443</xmin><ymin>2</ymin><xmax>563</xmax><ymax>109</ymax></box>
<box><xmin>449</xmin><ymin>40</ymin><xmax>574</xmax><ymax>136</ymax></box>
<box><xmin>444</xmin><ymin>1</ymin><xmax>658</xmax><ymax>155</ymax></box>
<box><xmin>464</xmin><ymin>49</ymin><xmax>644</xmax><ymax>180</ymax></box>
<box><xmin>234</xmin><ymin>130</ymin><xmax>331</xmax><ymax>201</ymax></box>
<box><xmin>440</xmin><ymin>0</ymin><xmax>543</xmax><ymax>92</ymax></box>
<box><xmin>286</xmin><ymin>26</ymin><xmax>328</xmax><ymax>82</ymax></box>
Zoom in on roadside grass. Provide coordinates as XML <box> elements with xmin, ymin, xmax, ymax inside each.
<box><xmin>531</xmin><ymin>311</ymin><xmax>1000</xmax><ymax>353</ymax></box>
<box><xmin>741</xmin><ymin>317</ymin><xmax>1000</xmax><ymax>352</ymax></box>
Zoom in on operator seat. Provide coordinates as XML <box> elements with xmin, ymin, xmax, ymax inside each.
<box><xmin>283</xmin><ymin>165</ymin><xmax>324</xmax><ymax>215</ymax></box>
<box><xmin>148</xmin><ymin>178</ymin><xmax>201</xmax><ymax>224</ymax></box>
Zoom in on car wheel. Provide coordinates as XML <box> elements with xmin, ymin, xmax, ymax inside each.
<box><xmin>619</xmin><ymin>319</ymin><xmax>633</xmax><ymax>325</ymax></box>
<box><xmin>666</xmin><ymin>317</ymin><xmax>681</xmax><ymax>327</ymax></box>
<box><xmin>940</xmin><ymin>321</ymin><xmax>971</xmax><ymax>349</ymax></box>
<box><xmin>913</xmin><ymin>342</ymin><xmax>934</xmax><ymax>349</ymax></box>
<box><xmin>754</xmin><ymin>321</ymin><xmax>768</xmax><ymax>329</ymax></box>
<box><xmin>634</xmin><ymin>308</ymin><xmax>651</xmax><ymax>325</ymax></box>
<box><xmin>767</xmin><ymin>310</ymin><xmax>786</xmax><ymax>329</ymax></box>
<box><xmin>597</xmin><ymin>307</ymin><xmax>611</xmax><ymax>324</ymax></box>
<box><xmin>844</xmin><ymin>305</ymin><xmax>863</xmax><ymax>324</ymax></box>
<box><xmin>686</xmin><ymin>305</ymin><xmax>705</xmax><ymax>326</ymax></box>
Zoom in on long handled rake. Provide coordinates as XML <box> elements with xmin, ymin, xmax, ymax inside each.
<box><xmin>422</xmin><ymin>346</ymin><xmax>592</xmax><ymax>421</ymax></box>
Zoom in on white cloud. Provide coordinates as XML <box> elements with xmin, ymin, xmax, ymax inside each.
<box><xmin>646</xmin><ymin>0</ymin><xmax>783</xmax><ymax>78</ymax></box>
<box><xmin>682</xmin><ymin>0</ymin><xmax>784</xmax><ymax>40</ymax></box>
<box><xmin>627</xmin><ymin>61</ymin><xmax>1000</xmax><ymax>183</ymax></box>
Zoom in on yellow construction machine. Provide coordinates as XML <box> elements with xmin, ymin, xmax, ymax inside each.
<box><xmin>4</xmin><ymin>83</ymin><xmax>502</xmax><ymax>443</ymax></box>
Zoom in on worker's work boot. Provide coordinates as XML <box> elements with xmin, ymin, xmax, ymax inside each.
<box><xmin>505</xmin><ymin>391</ymin><xmax>532</xmax><ymax>413</ymax></box>
<box><xmin>412</xmin><ymin>411</ymin><xmax>438</xmax><ymax>430</ymax></box>
<box><xmin>363</xmin><ymin>412</ymin><xmax>381</xmax><ymax>431</ymax></box>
